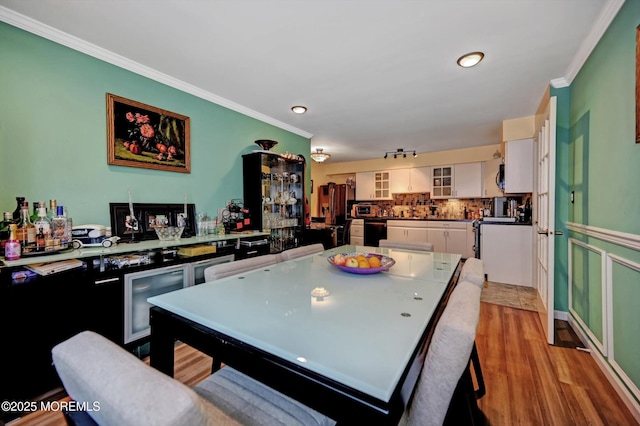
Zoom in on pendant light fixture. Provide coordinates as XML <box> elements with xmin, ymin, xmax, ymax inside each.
<box><xmin>310</xmin><ymin>148</ymin><xmax>331</xmax><ymax>163</ymax></box>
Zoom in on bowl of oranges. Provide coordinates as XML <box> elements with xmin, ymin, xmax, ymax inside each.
<box><xmin>327</xmin><ymin>252</ymin><xmax>395</xmax><ymax>275</ymax></box>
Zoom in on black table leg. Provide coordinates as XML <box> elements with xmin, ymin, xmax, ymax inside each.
<box><xmin>149</xmin><ymin>307</ymin><xmax>176</xmax><ymax>376</ymax></box>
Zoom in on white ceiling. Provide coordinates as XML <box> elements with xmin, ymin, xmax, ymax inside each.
<box><xmin>0</xmin><ymin>0</ymin><xmax>620</xmax><ymax>162</ymax></box>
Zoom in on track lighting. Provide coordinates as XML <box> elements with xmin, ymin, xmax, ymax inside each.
<box><xmin>384</xmin><ymin>148</ymin><xmax>417</xmax><ymax>159</ymax></box>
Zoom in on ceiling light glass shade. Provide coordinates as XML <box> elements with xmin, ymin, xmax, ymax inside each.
<box><xmin>310</xmin><ymin>148</ymin><xmax>331</xmax><ymax>162</ymax></box>
<box><xmin>457</xmin><ymin>52</ymin><xmax>484</xmax><ymax>68</ymax></box>
<box><xmin>291</xmin><ymin>106</ymin><xmax>307</xmax><ymax>114</ymax></box>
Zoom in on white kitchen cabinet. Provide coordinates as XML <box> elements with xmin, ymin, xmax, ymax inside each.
<box><xmin>431</xmin><ymin>166</ymin><xmax>453</xmax><ymax>199</ymax></box>
<box><xmin>480</xmin><ymin>223</ymin><xmax>532</xmax><ymax>286</ymax></box>
<box><xmin>355</xmin><ymin>172</ymin><xmax>374</xmax><ymax>200</ymax></box>
<box><xmin>355</xmin><ymin>171</ymin><xmax>392</xmax><ymax>200</ymax></box>
<box><xmin>426</xmin><ymin>221</ymin><xmax>474</xmax><ymax>258</ymax></box>
<box><xmin>431</xmin><ymin>163</ymin><xmax>482</xmax><ymax>199</ymax></box>
<box><xmin>504</xmin><ymin>138</ymin><xmax>533</xmax><ymax>193</ymax></box>
<box><xmin>390</xmin><ymin>169</ymin><xmax>410</xmax><ymax>194</ymax></box>
<box><xmin>387</xmin><ymin>220</ymin><xmax>428</xmax><ymax>243</ymax></box>
<box><xmin>350</xmin><ymin>219</ymin><xmax>364</xmax><ymax>245</ymax></box>
<box><xmin>390</xmin><ymin>167</ymin><xmax>432</xmax><ymax>194</ymax></box>
<box><xmin>453</xmin><ymin>162</ymin><xmax>483</xmax><ymax>198</ymax></box>
<box><xmin>483</xmin><ymin>158</ymin><xmax>504</xmax><ymax>198</ymax></box>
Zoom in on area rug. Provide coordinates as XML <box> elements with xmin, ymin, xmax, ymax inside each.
<box><xmin>480</xmin><ymin>281</ymin><xmax>537</xmax><ymax>312</ymax></box>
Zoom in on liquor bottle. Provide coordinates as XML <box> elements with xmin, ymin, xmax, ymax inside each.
<box><xmin>34</xmin><ymin>206</ymin><xmax>52</xmax><ymax>251</ymax></box>
<box><xmin>30</xmin><ymin>201</ymin><xmax>43</xmax><ymax>223</ymax></box>
<box><xmin>17</xmin><ymin>202</ymin><xmax>36</xmax><ymax>254</ymax></box>
<box><xmin>5</xmin><ymin>224</ymin><xmax>21</xmax><ymax>260</ymax></box>
<box><xmin>0</xmin><ymin>212</ymin><xmax>14</xmax><ymax>256</ymax></box>
<box><xmin>62</xmin><ymin>206</ymin><xmax>73</xmax><ymax>247</ymax></box>
<box><xmin>51</xmin><ymin>205</ymin><xmax>68</xmax><ymax>249</ymax></box>
<box><xmin>48</xmin><ymin>199</ymin><xmax>58</xmax><ymax>221</ymax></box>
<box><xmin>12</xmin><ymin>196</ymin><xmax>25</xmax><ymax>222</ymax></box>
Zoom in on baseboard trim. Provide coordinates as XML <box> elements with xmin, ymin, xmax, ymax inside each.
<box><xmin>554</xmin><ymin>310</ymin><xmax>568</xmax><ymax>321</ymax></box>
<box><xmin>568</xmin><ymin>315</ymin><xmax>640</xmax><ymax>424</ymax></box>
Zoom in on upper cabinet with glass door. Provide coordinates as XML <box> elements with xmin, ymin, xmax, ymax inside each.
<box><xmin>355</xmin><ymin>171</ymin><xmax>392</xmax><ymax>200</ymax></box>
<box><xmin>431</xmin><ymin>166</ymin><xmax>453</xmax><ymax>199</ymax></box>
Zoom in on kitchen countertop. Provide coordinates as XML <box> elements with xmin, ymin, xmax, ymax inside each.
<box><xmin>358</xmin><ymin>217</ymin><xmax>533</xmax><ymax>225</ymax></box>
<box><xmin>479</xmin><ymin>220</ymin><xmax>533</xmax><ymax>226</ymax></box>
<box><xmin>359</xmin><ymin>217</ymin><xmax>475</xmax><ymax>222</ymax></box>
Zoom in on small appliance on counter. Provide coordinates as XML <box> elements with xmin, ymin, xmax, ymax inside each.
<box><xmin>354</xmin><ymin>203</ymin><xmax>381</xmax><ymax>218</ymax></box>
<box><xmin>492</xmin><ymin>197</ymin><xmax>507</xmax><ymax>217</ymax></box>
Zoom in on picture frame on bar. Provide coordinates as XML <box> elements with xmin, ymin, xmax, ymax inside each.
<box><xmin>107</xmin><ymin>93</ymin><xmax>191</xmax><ymax>172</ymax></box>
<box><xmin>110</xmin><ymin>203</ymin><xmax>197</xmax><ymax>240</ymax></box>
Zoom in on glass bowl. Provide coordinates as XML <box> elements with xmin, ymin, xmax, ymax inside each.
<box><xmin>154</xmin><ymin>226</ymin><xmax>185</xmax><ymax>241</ymax></box>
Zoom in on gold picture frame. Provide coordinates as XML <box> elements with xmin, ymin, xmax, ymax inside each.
<box><xmin>107</xmin><ymin>93</ymin><xmax>191</xmax><ymax>173</ymax></box>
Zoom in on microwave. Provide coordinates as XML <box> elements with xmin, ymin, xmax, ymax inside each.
<box><xmin>355</xmin><ymin>204</ymin><xmax>381</xmax><ymax>217</ymax></box>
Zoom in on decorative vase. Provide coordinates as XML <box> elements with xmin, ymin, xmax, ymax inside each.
<box><xmin>255</xmin><ymin>140</ymin><xmax>278</xmax><ymax>151</ymax></box>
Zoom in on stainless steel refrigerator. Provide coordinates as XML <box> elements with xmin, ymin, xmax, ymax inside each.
<box><xmin>319</xmin><ymin>182</ymin><xmax>355</xmax><ymax>226</ymax></box>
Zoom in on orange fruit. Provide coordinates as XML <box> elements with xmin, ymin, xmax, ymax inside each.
<box><xmin>356</xmin><ymin>254</ymin><xmax>367</xmax><ymax>262</ymax></box>
<box><xmin>368</xmin><ymin>256</ymin><xmax>381</xmax><ymax>268</ymax></box>
<box><xmin>358</xmin><ymin>259</ymin><xmax>370</xmax><ymax>268</ymax></box>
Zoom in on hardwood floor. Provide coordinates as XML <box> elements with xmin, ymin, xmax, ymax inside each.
<box><xmin>8</xmin><ymin>303</ymin><xmax>638</xmax><ymax>426</ymax></box>
<box><xmin>475</xmin><ymin>303</ymin><xmax>638</xmax><ymax>425</ymax></box>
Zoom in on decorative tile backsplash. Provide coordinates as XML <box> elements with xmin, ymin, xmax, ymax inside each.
<box><xmin>365</xmin><ymin>193</ymin><xmax>527</xmax><ymax>220</ymax></box>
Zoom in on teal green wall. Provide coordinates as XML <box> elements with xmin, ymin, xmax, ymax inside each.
<box><xmin>569</xmin><ymin>0</ymin><xmax>640</xmax><ymax>235</ymax></box>
<box><xmin>567</xmin><ymin>0</ymin><xmax>640</xmax><ymax>403</ymax></box>
<box><xmin>0</xmin><ymin>22</ymin><xmax>310</xmax><ymax>226</ymax></box>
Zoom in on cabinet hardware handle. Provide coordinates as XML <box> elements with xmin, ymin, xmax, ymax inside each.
<box><xmin>537</xmin><ymin>229</ymin><xmax>549</xmax><ymax>235</ymax></box>
<box><xmin>95</xmin><ymin>277</ymin><xmax>120</xmax><ymax>285</ymax></box>
<box><xmin>554</xmin><ymin>231</ymin><xmax>564</xmax><ymax>236</ymax></box>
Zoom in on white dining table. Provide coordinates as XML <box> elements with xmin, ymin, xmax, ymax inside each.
<box><xmin>148</xmin><ymin>245</ymin><xmax>461</xmax><ymax>424</ymax></box>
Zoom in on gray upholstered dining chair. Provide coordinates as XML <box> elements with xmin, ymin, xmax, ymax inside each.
<box><xmin>460</xmin><ymin>257</ymin><xmax>485</xmax><ymax>288</ymax></box>
<box><xmin>204</xmin><ymin>254</ymin><xmax>279</xmax><ymax>281</ymax></box>
<box><xmin>378</xmin><ymin>239</ymin><xmax>434</xmax><ymax>252</ymax></box>
<box><xmin>278</xmin><ymin>243</ymin><xmax>324</xmax><ymax>262</ymax></box>
<box><xmin>400</xmin><ymin>280</ymin><xmax>482</xmax><ymax>426</ymax></box>
<box><xmin>52</xmin><ymin>331</ymin><xmax>336</xmax><ymax>426</ymax></box>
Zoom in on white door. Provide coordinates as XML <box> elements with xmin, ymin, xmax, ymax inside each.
<box><xmin>535</xmin><ymin>96</ymin><xmax>557</xmax><ymax>344</ymax></box>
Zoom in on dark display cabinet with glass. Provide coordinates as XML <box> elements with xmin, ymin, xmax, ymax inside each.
<box><xmin>242</xmin><ymin>152</ymin><xmax>305</xmax><ymax>253</ymax></box>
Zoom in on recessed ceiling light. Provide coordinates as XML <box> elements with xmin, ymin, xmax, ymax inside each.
<box><xmin>291</xmin><ymin>106</ymin><xmax>307</xmax><ymax>114</ymax></box>
<box><xmin>457</xmin><ymin>52</ymin><xmax>484</xmax><ymax>68</ymax></box>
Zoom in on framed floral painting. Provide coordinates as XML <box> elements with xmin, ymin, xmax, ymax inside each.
<box><xmin>107</xmin><ymin>93</ymin><xmax>191</xmax><ymax>172</ymax></box>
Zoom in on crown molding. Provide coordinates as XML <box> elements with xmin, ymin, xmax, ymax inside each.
<box><xmin>0</xmin><ymin>6</ymin><xmax>313</xmax><ymax>139</ymax></box>
<box><xmin>553</xmin><ymin>0</ymin><xmax>625</xmax><ymax>88</ymax></box>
